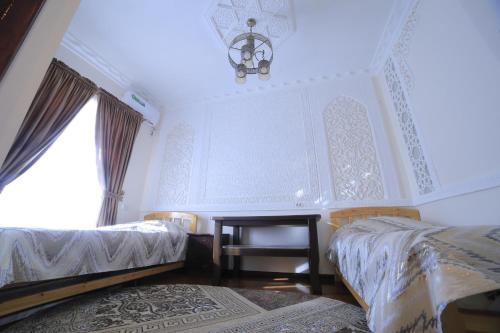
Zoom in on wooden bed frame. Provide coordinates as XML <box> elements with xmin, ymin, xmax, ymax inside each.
<box><xmin>0</xmin><ymin>211</ymin><xmax>196</xmax><ymax>317</ymax></box>
<box><xmin>144</xmin><ymin>211</ymin><xmax>198</xmax><ymax>233</ymax></box>
<box><xmin>329</xmin><ymin>206</ymin><xmax>421</xmax><ymax>310</ymax></box>
<box><xmin>329</xmin><ymin>206</ymin><xmax>465</xmax><ymax>332</ymax></box>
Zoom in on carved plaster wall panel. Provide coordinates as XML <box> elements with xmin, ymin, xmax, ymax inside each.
<box><xmin>384</xmin><ymin>57</ymin><xmax>434</xmax><ymax>195</ymax></box>
<box><xmin>207</xmin><ymin>0</ymin><xmax>295</xmax><ymax>48</ymax></box>
<box><xmin>324</xmin><ymin>96</ymin><xmax>384</xmax><ymax>201</ymax></box>
<box><xmin>197</xmin><ymin>90</ymin><xmax>320</xmax><ymax>206</ymax></box>
<box><xmin>156</xmin><ymin>122</ymin><xmax>195</xmax><ymax>206</ymax></box>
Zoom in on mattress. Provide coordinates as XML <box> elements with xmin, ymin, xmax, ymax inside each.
<box><xmin>326</xmin><ymin>216</ymin><xmax>500</xmax><ymax>333</ymax></box>
<box><xmin>0</xmin><ymin>221</ymin><xmax>188</xmax><ymax>288</ymax></box>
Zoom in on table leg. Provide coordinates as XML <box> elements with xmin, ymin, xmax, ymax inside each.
<box><xmin>232</xmin><ymin>226</ymin><xmax>240</xmax><ymax>277</ymax></box>
<box><xmin>212</xmin><ymin>221</ymin><xmax>222</xmax><ymax>285</ymax></box>
<box><xmin>308</xmin><ymin>218</ymin><xmax>322</xmax><ymax>295</ymax></box>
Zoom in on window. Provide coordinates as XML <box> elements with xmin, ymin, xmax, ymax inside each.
<box><xmin>0</xmin><ymin>97</ymin><xmax>102</xmax><ymax>229</ymax></box>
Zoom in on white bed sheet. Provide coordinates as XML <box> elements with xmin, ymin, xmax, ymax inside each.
<box><xmin>0</xmin><ymin>221</ymin><xmax>188</xmax><ymax>288</ymax></box>
<box><xmin>327</xmin><ymin>216</ymin><xmax>500</xmax><ymax>333</ymax></box>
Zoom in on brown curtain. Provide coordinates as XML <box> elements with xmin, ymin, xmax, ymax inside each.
<box><xmin>96</xmin><ymin>90</ymin><xmax>143</xmax><ymax>227</ymax></box>
<box><xmin>0</xmin><ymin>59</ymin><xmax>97</xmax><ymax>192</ymax></box>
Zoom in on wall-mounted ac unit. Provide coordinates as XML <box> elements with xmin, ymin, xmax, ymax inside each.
<box><xmin>122</xmin><ymin>91</ymin><xmax>160</xmax><ymax>127</ymax></box>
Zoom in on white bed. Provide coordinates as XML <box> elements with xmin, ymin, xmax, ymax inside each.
<box><xmin>0</xmin><ymin>220</ymin><xmax>188</xmax><ymax>289</ymax></box>
<box><xmin>327</xmin><ymin>208</ymin><xmax>500</xmax><ymax>333</ymax></box>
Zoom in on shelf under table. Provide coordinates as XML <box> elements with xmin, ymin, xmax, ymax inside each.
<box><xmin>211</xmin><ymin>214</ymin><xmax>322</xmax><ymax>294</ymax></box>
<box><xmin>222</xmin><ymin>245</ymin><xmax>309</xmax><ymax>257</ymax></box>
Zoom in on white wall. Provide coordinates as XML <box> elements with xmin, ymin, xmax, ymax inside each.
<box><xmin>141</xmin><ymin>75</ymin><xmax>405</xmax><ymax>274</ymax></box>
<box><xmin>409</xmin><ymin>0</ymin><xmax>500</xmax><ymax>186</ymax></box>
<box><xmin>117</xmin><ymin>124</ymin><xmax>156</xmax><ymax>223</ymax></box>
<box><xmin>374</xmin><ymin>0</ymin><xmax>500</xmax><ymax>225</ymax></box>
<box><xmin>419</xmin><ymin>187</ymin><xmax>500</xmax><ymax>226</ymax></box>
<box><xmin>0</xmin><ymin>0</ymin><xmax>81</xmax><ymax>166</ymax></box>
<box><xmin>137</xmin><ymin>0</ymin><xmax>500</xmax><ymax>274</ymax></box>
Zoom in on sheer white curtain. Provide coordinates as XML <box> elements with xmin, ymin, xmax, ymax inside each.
<box><xmin>0</xmin><ymin>97</ymin><xmax>102</xmax><ymax>229</ymax></box>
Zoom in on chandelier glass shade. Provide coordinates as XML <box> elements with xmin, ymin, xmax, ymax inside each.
<box><xmin>228</xmin><ymin>18</ymin><xmax>273</xmax><ymax>84</ymax></box>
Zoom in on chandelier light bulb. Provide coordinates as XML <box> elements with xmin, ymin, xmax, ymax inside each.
<box><xmin>258</xmin><ymin>60</ymin><xmax>270</xmax><ymax>74</ymax></box>
<box><xmin>241</xmin><ymin>37</ymin><xmax>254</xmax><ymax>62</ymax></box>
<box><xmin>241</xmin><ymin>47</ymin><xmax>253</xmax><ymax>61</ymax></box>
<box><xmin>236</xmin><ymin>63</ymin><xmax>247</xmax><ymax>78</ymax></box>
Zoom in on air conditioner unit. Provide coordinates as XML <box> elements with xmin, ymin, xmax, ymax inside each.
<box><xmin>122</xmin><ymin>91</ymin><xmax>160</xmax><ymax>127</ymax></box>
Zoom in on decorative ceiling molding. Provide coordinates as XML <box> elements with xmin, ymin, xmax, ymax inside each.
<box><xmin>369</xmin><ymin>0</ymin><xmax>419</xmax><ymax>73</ymax></box>
<box><xmin>62</xmin><ymin>29</ymin><xmax>370</xmax><ymax>110</ymax></box>
<box><xmin>60</xmin><ymin>31</ymin><xmax>154</xmax><ymax>104</ymax></box>
<box><xmin>61</xmin><ymin>32</ymin><xmax>130</xmax><ymax>88</ymax></box>
<box><xmin>169</xmin><ymin>67</ymin><xmax>372</xmax><ymax>108</ymax></box>
<box><xmin>206</xmin><ymin>0</ymin><xmax>295</xmax><ymax>49</ymax></box>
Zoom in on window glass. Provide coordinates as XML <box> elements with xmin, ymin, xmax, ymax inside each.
<box><xmin>0</xmin><ymin>97</ymin><xmax>102</xmax><ymax>229</ymax></box>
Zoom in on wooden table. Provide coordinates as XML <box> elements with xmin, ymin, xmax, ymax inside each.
<box><xmin>211</xmin><ymin>214</ymin><xmax>322</xmax><ymax>295</ymax></box>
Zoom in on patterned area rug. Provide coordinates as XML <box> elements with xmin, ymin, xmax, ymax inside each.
<box><xmin>3</xmin><ymin>285</ymin><xmax>265</xmax><ymax>333</ymax></box>
<box><xmin>231</xmin><ymin>288</ymin><xmax>318</xmax><ymax>310</ymax></box>
<box><xmin>2</xmin><ymin>285</ymin><xmax>369</xmax><ymax>333</ymax></box>
<box><xmin>199</xmin><ymin>297</ymin><xmax>370</xmax><ymax>333</ymax></box>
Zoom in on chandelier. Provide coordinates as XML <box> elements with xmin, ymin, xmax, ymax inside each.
<box><xmin>228</xmin><ymin>18</ymin><xmax>273</xmax><ymax>84</ymax></box>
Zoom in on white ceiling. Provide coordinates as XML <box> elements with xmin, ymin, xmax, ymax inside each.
<box><xmin>64</xmin><ymin>0</ymin><xmax>396</xmax><ymax>108</ymax></box>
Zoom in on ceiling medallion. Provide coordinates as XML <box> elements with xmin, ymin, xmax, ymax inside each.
<box><xmin>228</xmin><ymin>18</ymin><xmax>273</xmax><ymax>84</ymax></box>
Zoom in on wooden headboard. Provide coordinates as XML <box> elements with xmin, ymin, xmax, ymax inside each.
<box><xmin>144</xmin><ymin>211</ymin><xmax>198</xmax><ymax>233</ymax></box>
<box><xmin>329</xmin><ymin>206</ymin><xmax>420</xmax><ymax>231</ymax></box>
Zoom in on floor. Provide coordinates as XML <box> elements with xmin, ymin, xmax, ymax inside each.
<box><xmin>136</xmin><ymin>269</ymin><xmax>359</xmax><ymax>307</ymax></box>
<box><xmin>2</xmin><ymin>269</ymin><xmax>497</xmax><ymax>332</ymax></box>
<box><xmin>138</xmin><ymin>270</ymin><xmax>500</xmax><ymax>333</ymax></box>
<box><xmin>0</xmin><ymin>268</ymin><xmax>359</xmax><ymax>330</ymax></box>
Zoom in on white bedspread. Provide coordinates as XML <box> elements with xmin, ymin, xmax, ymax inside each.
<box><xmin>0</xmin><ymin>221</ymin><xmax>188</xmax><ymax>288</ymax></box>
<box><xmin>326</xmin><ymin>216</ymin><xmax>500</xmax><ymax>333</ymax></box>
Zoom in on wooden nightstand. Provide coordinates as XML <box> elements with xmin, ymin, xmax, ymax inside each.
<box><xmin>185</xmin><ymin>233</ymin><xmax>229</xmax><ymax>274</ymax></box>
